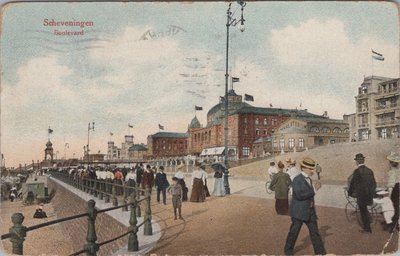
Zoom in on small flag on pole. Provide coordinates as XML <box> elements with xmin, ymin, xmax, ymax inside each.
<box><xmin>220</xmin><ymin>96</ymin><xmax>225</xmax><ymax>102</ymax></box>
<box><xmin>244</xmin><ymin>94</ymin><xmax>254</xmax><ymax>102</ymax></box>
<box><xmin>270</xmin><ymin>104</ymin><xmax>273</xmax><ymax>107</ymax></box>
<box><xmin>110</xmin><ymin>132</ymin><xmax>114</xmax><ymax>136</ymax></box>
<box><xmin>195</xmin><ymin>106</ymin><xmax>203</xmax><ymax>111</ymax></box>
<box><xmin>128</xmin><ymin>124</ymin><xmax>133</xmax><ymax>128</ymax></box>
<box><xmin>158</xmin><ymin>124</ymin><xmax>164</xmax><ymax>130</ymax></box>
<box><xmin>48</xmin><ymin>128</ymin><xmax>53</xmax><ymax>134</ymax></box>
<box><xmin>232</xmin><ymin>77</ymin><xmax>240</xmax><ymax>83</ymax></box>
<box><xmin>371</xmin><ymin>49</ymin><xmax>384</xmax><ymax>61</ymax></box>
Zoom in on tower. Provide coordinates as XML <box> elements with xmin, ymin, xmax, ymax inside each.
<box><xmin>44</xmin><ymin>140</ymin><xmax>54</xmax><ymax>161</ymax></box>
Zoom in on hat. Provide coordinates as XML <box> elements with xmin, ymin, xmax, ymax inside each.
<box><xmin>177</xmin><ymin>164</ymin><xmax>185</xmax><ymax>170</ymax></box>
<box><xmin>175</xmin><ymin>171</ymin><xmax>185</xmax><ymax>179</ymax></box>
<box><xmin>354</xmin><ymin>153</ymin><xmax>365</xmax><ymax>161</ymax></box>
<box><xmin>300</xmin><ymin>157</ymin><xmax>316</xmax><ymax>170</ymax></box>
<box><xmin>159</xmin><ymin>166</ymin><xmax>164</xmax><ymax>170</ymax></box>
<box><xmin>377</xmin><ymin>190</ymin><xmax>389</xmax><ymax>196</ymax></box>
<box><xmin>387</xmin><ymin>152</ymin><xmax>400</xmax><ymax>163</ymax></box>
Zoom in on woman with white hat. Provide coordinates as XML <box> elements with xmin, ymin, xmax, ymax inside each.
<box><xmin>387</xmin><ymin>152</ymin><xmax>400</xmax><ymax>229</ymax></box>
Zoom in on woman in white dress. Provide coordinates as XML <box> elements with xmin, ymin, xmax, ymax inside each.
<box><xmin>212</xmin><ymin>165</ymin><xmax>225</xmax><ymax>197</ymax></box>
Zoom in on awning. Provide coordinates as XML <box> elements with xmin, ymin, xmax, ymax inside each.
<box><xmin>200</xmin><ymin>147</ymin><xmax>225</xmax><ymax>156</ymax></box>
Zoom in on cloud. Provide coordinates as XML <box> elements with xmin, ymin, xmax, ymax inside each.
<box><xmin>270</xmin><ymin>18</ymin><xmax>399</xmax><ymax>78</ymax></box>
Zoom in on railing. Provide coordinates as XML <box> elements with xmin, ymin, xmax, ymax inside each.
<box><xmin>375</xmin><ymin>103</ymin><xmax>398</xmax><ymax>111</ymax></box>
<box><xmin>376</xmin><ymin>119</ymin><xmax>399</xmax><ymax>127</ymax></box>
<box><xmin>378</xmin><ymin>87</ymin><xmax>400</xmax><ymax>95</ymax></box>
<box><xmin>1</xmin><ymin>171</ymin><xmax>153</xmax><ymax>255</ymax></box>
<box><xmin>358</xmin><ymin>123</ymin><xmax>369</xmax><ymax>128</ymax></box>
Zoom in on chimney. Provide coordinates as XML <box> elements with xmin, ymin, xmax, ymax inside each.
<box><xmin>304</xmin><ymin>109</ymin><xmax>308</xmax><ymax>112</ymax></box>
<box><xmin>323</xmin><ymin>111</ymin><xmax>329</xmax><ymax>118</ymax></box>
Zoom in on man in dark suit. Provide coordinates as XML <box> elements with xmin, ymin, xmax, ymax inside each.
<box><xmin>284</xmin><ymin>157</ymin><xmax>326</xmax><ymax>255</ymax></box>
<box><xmin>348</xmin><ymin>153</ymin><xmax>376</xmax><ymax>233</ymax></box>
<box><xmin>155</xmin><ymin>166</ymin><xmax>169</xmax><ymax>204</ymax></box>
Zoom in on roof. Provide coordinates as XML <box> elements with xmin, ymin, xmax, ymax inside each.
<box><xmin>253</xmin><ymin>137</ymin><xmax>272</xmax><ymax>144</ymax></box>
<box><xmin>278</xmin><ymin>126</ymin><xmax>308</xmax><ymax>134</ymax></box>
<box><xmin>151</xmin><ymin>132</ymin><xmax>188</xmax><ymax>139</ymax></box>
<box><xmin>188</xmin><ymin>116</ymin><xmax>201</xmax><ymax>129</ymax></box>
<box><xmin>128</xmin><ymin>144</ymin><xmax>147</xmax><ymax>152</ymax></box>
<box><xmin>234</xmin><ymin>106</ymin><xmax>323</xmax><ymax>118</ymax></box>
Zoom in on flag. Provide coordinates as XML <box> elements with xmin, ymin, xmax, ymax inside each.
<box><xmin>372</xmin><ymin>49</ymin><xmax>384</xmax><ymax>61</ymax></box>
<box><xmin>195</xmin><ymin>106</ymin><xmax>203</xmax><ymax>111</ymax></box>
<box><xmin>110</xmin><ymin>132</ymin><xmax>114</xmax><ymax>136</ymax></box>
<box><xmin>269</xmin><ymin>104</ymin><xmax>273</xmax><ymax>107</ymax></box>
<box><xmin>128</xmin><ymin>124</ymin><xmax>133</xmax><ymax>128</ymax></box>
<box><xmin>232</xmin><ymin>77</ymin><xmax>240</xmax><ymax>83</ymax></box>
<box><xmin>48</xmin><ymin>128</ymin><xmax>53</xmax><ymax>134</ymax></box>
<box><xmin>244</xmin><ymin>94</ymin><xmax>254</xmax><ymax>102</ymax></box>
<box><xmin>65</xmin><ymin>143</ymin><xmax>69</xmax><ymax>148</ymax></box>
<box><xmin>158</xmin><ymin>124</ymin><xmax>164</xmax><ymax>130</ymax></box>
<box><xmin>220</xmin><ymin>96</ymin><xmax>225</xmax><ymax>102</ymax></box>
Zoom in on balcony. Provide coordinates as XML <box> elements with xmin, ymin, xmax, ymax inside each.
<box><xmin>376</xmin><ymin>87</ymin><xmax>400</xmax><ymax>98</ymax></box>
<box><xmin>358</xmin><ymin>123</ymin><xmax>369</xmax><ymax>128</ymax></box>
<box><xmin>375</xmin><ymin>103</ymin><xmax>398</xmax><ymax>113</ymax></box>
<box><xmin>375</xmin><ymin>119</ymin><xmax>400</xmax><ymax>127</ymax></box>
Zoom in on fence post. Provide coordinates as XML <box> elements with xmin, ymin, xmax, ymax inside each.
<box><xmin>112</xmin><ymin>181</ymin><xmax>118</xmax><ymax>207</ymax></box>
<box><xmin>136</xmin><ymin>186</ymin><xmax>141</xmax><ymax>218</ymax></box>
<box><xmin>9</xmin><ymin>213</ymin><xmax>27</xmax><ymax>255</ymax></box>
<box><xmin>128</xmin><ymin>188</ymin><xmax>139</xmax><ymax>251</ymax></box>
<box><xmin>143</xmin><ymin>186</ymin><xmax>152</xmax><ymax>236</ymax></box>
<box><xmin>105</xmin><ymin>180</ymin><xmax>110</xmax><ymax>203</ymax></box>
<box><xmin>85</xmin><ymin>200</ymin><xmax>99</xmax><ymax>256</ymax></box>
<box><xmin>93</xmin><ymin>179</ymin><xmax>98</xmax><ymax>198</ymax></box>
<box><xmin>98</xmin><ymin>181</ymin><xmax>104</xmax><ymax>200</ymax></box>
<box><xmin>122</xmin><ymin>183</ymin><xmax>128</xmax><ymax>211</ymax></box>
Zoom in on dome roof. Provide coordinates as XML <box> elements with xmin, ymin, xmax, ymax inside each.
<box><xmin>207</xmin><ymin>101</ymin><xmax>252</xmax><ymax>126</ymax></box>
<box><xmin>188</xmin><ymin>116</ymin><xmax>201</xmax><ymax>129</ymax></box>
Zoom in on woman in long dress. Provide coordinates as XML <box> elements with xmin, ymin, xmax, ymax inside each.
<box><xmin>175</xmin><ymin>165</ymin><xmax>188</xmax><ymax>202</ymax></box>
<box><xmin>269</xmin><ymin>161</ymin><xmax>291</xmax><ymax>215</ymax></box>
<box><xmin>212</xmin><ymin>166</ymin><xmax>225</xmax><ymax>197</ymax></box>
<box><xmin>190</xmin><ymin>162</ymin><xmax>206</xmax><ymax>202</ymax></box>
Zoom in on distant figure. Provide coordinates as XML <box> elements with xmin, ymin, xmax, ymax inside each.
<box><xmin>373</xmin><ymin>190</ymin><xmax>394</xmax><ymax>232</ymax></box>
<box><xmin>212</xmin><ymin>165</ymin><xmax>225</xmax><ymax>197</ymax></box>
<box><xmin>33</xmin><ymin>203</ymin><xmax>47</xmax><ymax>219</ymax></box>
<box><xmin>168</xmin><ymin>177</ymin><xmax>183</xmax><ymax>220</ymax></box>
<box><xmin>268</xmin><ymin>162</ymin><xmax>278</xmax><ymax>180</ymax></box>
<box><xmin>136</xmin><ymin>164</ymin><xmax>144</xmax><ymax>185</ymax></box>
<box><xmin>284</xmin><ymin>157</ymin><xmax>326</xmax><ymax>255</ymax></box>
<box><xmin>316</xmin><ymin>163</ymin><xmax>322</xmax><ymax>180</ymax></box>
<box><xmin>348</xmin><ymin>153</ymin><xmax>377</xmax><ymax>233</ymax></box>
<box><xmin>175</xmin><ymin>166</ymin><xmax>188</xmax><ymax>202</ymax></box>
<box><xmin>141</xmin><ymin>165</ymin><xmax>155</xmax><ymax>193</ymax></box>
<box><xmin>386</xmin><ymin>152</ymin><xmax>400</xmax><ymax>230</ymax></box>
<box><xmin>125</xmin><ymin>168</ymin><xmax>136</xmax><ymax>196</ymax></box>
<box><xmin>9</xmin><ymin>186</ymin><xmax>17</xmax><ymax>202</ymax></box>
<box><xmin>287</xmin><ymin>160</ymin><xmax>300</xmax><ymax>181</ymax></box>
<box><xmin>269</xmin><ymin>161</ymin><xmax>291</xmax><ymax>215</ymax></box>
<box><xmin>114</xmin><ymin>169</ymin><xmax>124</xmax><ymax>196</ymax></box>
<box><xmin>190</xmin><ymin>162</ymin><xmax>207</xmax><ymax>202</ymax></box>
<box><xmin>155</xmin><ymin>166</ymin><xmax>169</xmax><ymax>204</ymax></box>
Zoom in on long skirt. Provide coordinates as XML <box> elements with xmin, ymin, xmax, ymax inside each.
<box><xmin>391</xmin><ymin>183</ymin><xmax>399</xmax><ymax>224</ymax></box>
<box><xmin>275</xmin><ymin>198</ymin><xmax>289</xmax><ymax>215</ymax></box>
<box><xmin>212</xmin><ymin>178</ymin><xmax>226</xmax><ymax>197</ymax></box>
<box><xmin>190</xmin><ymin>178</ymin><xmax>205</xmax><ymax>202</ymax></box>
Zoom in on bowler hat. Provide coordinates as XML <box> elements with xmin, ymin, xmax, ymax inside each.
<box><xmin>354</xmin><ymin>153</ymin><xmax>365</xmax><ymax>161</ymax></box>
<box><xmin>159</xmin><ymin>166</ymin><xmax>164</xmax><ymax>170</ymax></box>
<box><xmin>300</xmin><ymin>157</ymin><xmax>316</xmax><ymax>170</ymax></box>
<box><xmin>387</xmin><ymin>152</ymin><xmax>400</xmax><ymax>163</ymax></box>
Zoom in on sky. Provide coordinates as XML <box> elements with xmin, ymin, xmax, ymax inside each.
<box><xmin>1</xmin><ymin>1</ymin><xmax>399</xmax><ymax>167</ymax></box>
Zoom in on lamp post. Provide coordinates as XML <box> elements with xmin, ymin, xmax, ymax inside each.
<box><xmin>223</xmin><ymin>1</ymin><xmax>246</xmax><ymax>195</ymax></box>
<box><xmin>87</xmin><ymin>122</ymin><xmax>95</xmax><ymax>168</ymax></box>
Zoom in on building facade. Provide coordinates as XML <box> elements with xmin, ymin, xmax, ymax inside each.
<box><xmin>106</xmin><ymin>141</ymin><xmax>121</xmax><ymax>160</ymax></box>
<box><xmin>147</xmin><ymin>132</ymin><xmax>188</xmax><ymax>158</ymax></box>
<box><xmin>354</xmin><ymin>76</ymin><xmax>400</xmax><ymax>141</ymax></box>
<box><xmin>121</xmin><ymin>135</ymin><xmax>134</xmax><ymax>160</ymax></box>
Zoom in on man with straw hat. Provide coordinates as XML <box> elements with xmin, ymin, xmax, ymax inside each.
<box><xmin>386</xmin><ymin>152</ymin><xmax>400</xmax><ymax>230</ymax></box>
<box><xmin>284</xmin><ymin>157</ymin><xmax>326</xmax><ymax>255</ymax></box>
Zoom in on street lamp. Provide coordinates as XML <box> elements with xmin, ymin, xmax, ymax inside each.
<box><xmin>223</xmin><ymin>1</ymin><xmax>246</xmax><ymax>195</ymax></box>
<box><xmin>87</xmin><ymin>122</ymin><xmax>95</xmax><ymax>168</ymax></box>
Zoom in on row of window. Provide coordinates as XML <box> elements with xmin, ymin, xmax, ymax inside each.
<box><xmin>273</xmin><ymin>138</ymin><xmax>305</xmax><ymax>149</ymax></box>
<box><xmin>244</xmin><ymin>117</ymin><xmax>278</xmax><ymax>126</ymax></box>
<box><xmin>310</xmin><ymin>127</ymin><xmax>349</xmax><ymax>134</ymax></box>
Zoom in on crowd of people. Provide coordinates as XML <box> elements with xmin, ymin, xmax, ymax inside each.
<box><xmin>266</xmin><ymin>151</ymin><xmax>400</xmax><ymax>255</ymax></box>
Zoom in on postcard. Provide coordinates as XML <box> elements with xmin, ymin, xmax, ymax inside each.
<box><xmin>0</xmin><ymin>1</ymin><xmax>399</xmax><ymax>255</ymax></box>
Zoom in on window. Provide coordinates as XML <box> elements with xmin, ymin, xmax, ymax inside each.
<box><xmin>288</xmin><ymin>138</ymin><xmax>295</xmax><ymax>149</ymax></box>
<box><xmin>310</xmin><ymin>127</ymin><xmax>320</xmax><ymax>133</ymax></box>
<box><xmin>333</xmin><ymin>127</ymin><xmax>342</xmax><ymax>134</ymax></box>
<box><xmin>244</xmin><ymin>129</ymin><xmax>248</xmax><ymax>135</ymax></box>
<box><xmin>279</xmin><ymin>139</ymin><xmax>285</xmax><ymax>149</ymax></box>
<box><xmin>330</xmin><ymin>140</ymin><xmax>336</xmax><ymax>144</ymax></box>
<box><xmin>273</xmin><ymin>140</ymin><xmax>278</xmax><ymax>149</ymax></box>
<box><xmin>322</xmin><ymin>127</ymin><xmax>331</xmax><ymax>133</ymax></box>
<box><xmin>242</xmin><ymin>147</ymin><xmax>250</xmax><ymax>157</ymax></box>
<box><xmin>256</xmin><ymin>130</ymin><xmax>260</xmax><ymax>135</ymax></box>
<box><xmin>272</xmin><ymin>118</ymin><xmax>277</xmax><ymax>125</ymax></box>
<box><xmin>255</xmin><ymin>118</ymin><xmax>259</xmax><ymax>125</ymax></box>
<box><xmin>263</xmin><ymin>118</ymin><xmax>268</xmax><ymax>125</ymax></box>
<box><xmin>381</xmin><ymin>128</ymin><xmax>387</xmax><ymax>139</ymax></box>
<box><xmin>343</xmin><ymin>128</ymin><xmax>350</xmax><ymax>133</ymax></box>
<box><xmin>263</xmin><ymin>130</ymin><xmax>267</xmax><ymax>135</ymax></box>
<box><xmin>244</xmin><ymin>118</ymin><xmax>248</xmax><ymax>124</ymax></box>
<box><xmin>298</xmin><ymin>138</ymin><xmax>304</xmax><ymax>148</ymax></box>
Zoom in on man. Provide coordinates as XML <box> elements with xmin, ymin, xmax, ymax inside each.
<box><xmin>155</xmin><ymin>166</ymin><xmax>169</xmax><ymax>204</ymax></box>
<box><xmin>287</xmin><ymin>160</ymin><xmax>300</xmax><ymax>181</ymax></box>
<box><xmin>284</xmin><ymin>157</ymin><xmax>326</xmax><ymax>255</ymax></box>
<box><xmin>136</xmin><ymin>163</ymin><xmax>144</xmax><ymax>185</ymax></box>
<box><xmin>386</xmin><ymin>152</ymin><xmax>400</xmax><ymax>230</ymax></box>
<box><xmin>348</xmin><ymin>153</ymin><xmax>376</xmax><ymax>233</ymax></box>
<box><xmin>141</xmin><ymin>165</ymin><xmax>155</xmax><ymax>193</ymax></box>
<box><xmin>316</xmin><ymin>163</ymin><xmax>322</xmax><ymax>180</ymax></box>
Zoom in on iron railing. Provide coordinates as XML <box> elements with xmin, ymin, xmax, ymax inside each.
<box><xmin>1</xmin><ymin>171</ymin><xmax>153</xmax><ymax>255</ymax></box>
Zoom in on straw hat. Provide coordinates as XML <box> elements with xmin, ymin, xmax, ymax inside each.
<box><xmin>300</xmin><ymin>157</ymin><xmax>316</xmax><ymax>170</ymax></box>
<box><xmin>387</xmin><ymin>152</ymin><xmax>400</xmax><ymax>163</ymax></box>
<box><xmin>376</xmin><ymin>190</ymin><xmax>389</xmax><ymax>196</ymax></box>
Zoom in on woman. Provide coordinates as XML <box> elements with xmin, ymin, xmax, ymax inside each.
<box><xmin>269</xmin><ymin>161</ymin><xmax>291</xmax><ymax>215</ymax></box>
<box><xmin>212</xmin><ymin>165</ymin><xmax>225</xmax><ymax>197</ymax></box>
<box><xmin>175</xmin><ymin>165</ymin><xmax>188</xmax><ymax>202</ymax></box>
<box><xmin>387</xmin><ymin>152</ymin><xmax>400</xmax><ymax>230</ymax></box>
<box><xmin>190</xmin><ymin>162</ymin><xmax>207</xmax><ymax>202</ymax></box>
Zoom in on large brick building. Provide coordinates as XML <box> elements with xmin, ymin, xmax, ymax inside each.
<box><xmin>147</xmin><ymin>89</ymin><xmax>350</xmax><ymax>159</ymax></box>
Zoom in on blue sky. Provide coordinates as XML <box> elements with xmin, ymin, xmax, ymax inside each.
<box><xmin>1</xmin><ymin>1</ymin><xmax>399</xmax><ymax>166</ymax></box>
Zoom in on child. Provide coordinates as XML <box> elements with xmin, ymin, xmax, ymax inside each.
<box><xmin>168</xmin><ymin>177</ymin><xmax>183</xmax><ymax>220</ymax></box>
<box><xmin>374</xmin><ymin>190</ymin><xmax>395</xmax><ymax>232</ymax></box>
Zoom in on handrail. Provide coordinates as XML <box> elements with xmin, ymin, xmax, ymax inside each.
<box><xmin>1</xmin><ymin>172</ymin><xmax>153</xmax><ymax>255</ymax></box>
